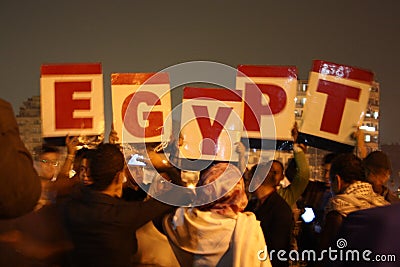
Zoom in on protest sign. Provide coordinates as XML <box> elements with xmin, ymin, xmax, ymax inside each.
<box><xmin>179</xmin><ymin>87</ymin><xmax>243</xmax><ymax>161</ymax></box>
<box><xmin>299</xmin><ymin>60</ymin><xmax>374</xmax><ymax>152</ymax></box>
<box><xmin>236</xmin><ymin>65</ymin><xmax>297</xmax><ymax>149</ymax></box>
<box><xmin>111</xmin><ymin>72</ymin><xmax>171</xmax><ymax>143</ymax></box>
<box><xmin>40</xmin><ymin>63</ymin><xmax>104</xmax><ymax>137</ymax></box>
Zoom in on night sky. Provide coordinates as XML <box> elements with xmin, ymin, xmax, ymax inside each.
<box><xmin>1</xmin><ymin>1</ymin><xmax>399</xmax><ymax>143</ymax></box>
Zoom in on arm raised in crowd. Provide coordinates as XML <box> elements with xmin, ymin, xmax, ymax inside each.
<box><xmin>53</xmin><ymin>135</ymin><xmax>80</xmax><ymax>197</ymax></box>
<box><xmin>352</xmin><ymin>128</ymin><xmax>367</xmax><ymax>159</ymax></box>
<box><xmin>278</xmin><ymin>144</ymin><xmax>310</xmax><ymax>207</ymax></box>
<box><xmin>0</xmin><ymin>99</ymin><xmax>41</xmax><ymax>218</ymax></box>
<box><xmin>278</xmin><ymin>123</ymin><xmax>310</xmax><ymax>207</ymax></box>
<box><xmin>57</xmin><ymin>135</ymin><xmax>79</xmax><ymax>180</ymax></box>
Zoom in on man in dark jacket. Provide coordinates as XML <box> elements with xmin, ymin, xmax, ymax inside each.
<box><xmin>247</xmin><ymin>160</ymin><xmax>293</xmax><ymax>267</ymax></box>
<box><xmin>332</xmin><ymin>203</ymin><xmax>400</xmax><ymax>267</ymax></box>
<box><xmin>64</xmin><ymin>143</ymin><xmax>190</xmax><ymax>267</ymax></box>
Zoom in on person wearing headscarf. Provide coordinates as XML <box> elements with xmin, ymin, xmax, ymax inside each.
<box><xmin>163</xmin><ymin>163</ymin><xmax>271</xmax><ymax>267</ymax></box>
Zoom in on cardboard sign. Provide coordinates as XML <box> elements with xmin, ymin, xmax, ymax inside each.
<box><xmin>299</xmin><ymin>60</ymin><xmax>373</xmax><ymax>150</ymax></box>
<box><xmin>111</xmin><ymin>72</ymin><xmax>172</xmax><ymax>143</ymax></box>
<box><xmin>236</xmin><ymin>65</ymin><xmax>297</xmax><ymax>141</ymax></box>
<box><xmin>179</xmin><ymin>87</ymin><xmax>243</xmax><ymax>161</ymax></box>
<box><xmin>40</xmin><ymin>63</ymin><xmax>104</xmax><ymax>137</ymax></box>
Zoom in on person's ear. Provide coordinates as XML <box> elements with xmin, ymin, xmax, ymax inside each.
<box><xmin>113</xmin><ymin>171</ymin><xmax>123</xmax><ymax>185</ymax></box>
<box><xmin>335</xmin><ymin>175</ymin><xmax>342</xmax><ymax>191</ymax></box>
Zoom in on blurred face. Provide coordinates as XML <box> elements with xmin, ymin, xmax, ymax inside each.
<box><xmin>322</xmin><ymin>163</ymin><xmax>332</xmax><ymax>186</ymax></box>
<box><xmin>79</xmin><ymin>158</ymin><xmax>93</xmax><ymax>186</ymax></box>
<box><xmin>39</xmin><ymin>152</ymin><xmax>60</xmax><ymax>180</ymax></box>
<box><xmin>267</xmin><ymin>162</ymin><xmax>285</xmax><ymax>187</ymax></box>
<box><xmin>330</xmin><ymin>175</ymin><xmax>340</xmax><ymax>195</ymax></box>
<box><xmin>367</xmin><ymin>169</ymin><xmax>391</xmax><ymax>188</ymax></box>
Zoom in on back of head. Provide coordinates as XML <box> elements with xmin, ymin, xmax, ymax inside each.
<box><xmin>89</xmin><ymin>143</ymin><xmax>124</xmax><ymax>191</ymax></box>
<box><xmin>323</xmin><ymin>152</ymin><xmax>339</xmax><ymax>165</ymax></box>
<box><xmin>197</xmin><ymin>163</ymin><xmax>248</xmax><ymax>216</ymax></box>
<box><xmin>363</xmin><ymin>150</ymin><xmax>391</xmax><ymax>175</ymax></box>
<box><xmin>330</xmin><ymin>153</ymin><xmax>364</xmax><ymax>184</ymax></box>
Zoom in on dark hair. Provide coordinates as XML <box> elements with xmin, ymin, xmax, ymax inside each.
<box><xmin>73</xmin><ymin>148</ymin><xmax>96</xmax><ymax>171</ymax></box>
<box><xmin>363</xmin><ymin>151</ymin><xmax>391</xmax><ymax>175</ymax></box>
<box><xmin>322</xmin><ymin>152</ymin><xmax>339</xmax><ymax>165</ymax></box>
<box><xmin>89</xmin><ymin>143</ymin><xmax>124</xmax><ymax>191</ymax></box>
<box><xmin>34</xmin><ymin>144</ymin><xmax>60</xmax><ymax>160</ymax></box>
<box><xmin>75</xmin><ymin>147</ymin><xmax>92</xmax><ymax>159</ymax></box>
<box><xmin>330</xmin><ymin>153</ymin><xmax>365</xmax><ymax>183</ymax></box>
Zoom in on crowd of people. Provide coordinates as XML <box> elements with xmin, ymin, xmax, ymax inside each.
<box><xmin>0</xmin><ymin>97</ymin><xmax>399</xmax><ymax>267</ymax></box>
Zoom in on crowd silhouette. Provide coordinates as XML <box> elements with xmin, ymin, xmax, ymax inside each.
<box><xmin>0</xmin><ymin>97</ymin><xmax>399</xmax><ymax>267</ymax></box>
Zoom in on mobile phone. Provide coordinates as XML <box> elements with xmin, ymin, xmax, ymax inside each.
<box><xmin>301</xmin><ymin>207</ymin><xmax>315</xmax><ymax>223</ymax></box>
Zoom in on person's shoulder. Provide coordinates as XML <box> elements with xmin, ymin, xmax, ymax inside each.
<box><xmin>383</xmin><ymin>187</ymin><xmax>400</xmax><ymax>204</ymax></box>
<box><xmin>65</xmin><ymin>186</ymin><xmax>120</xmax><ymax>208</ymax></box>
<box><xmin>325</xmin><ymin>209</ymin><xmax>344</xmax><ymax>225</ymax></box>
<box><xmin>0</xmin><ymin>98</ymin><xmax>11</xmax><ymax>107</ymax></box>
<box><xmin>0</xmin><ymin>99</ymin><xmax>14</xmax><ymax>119</ymax></box>
<box><xmin>269</xmin><ymin>191</ymin><xmax>292</xmax><ymax>212</ymax></box>
<box><xmin>0</xmin><ymin>99</ymin><xmax>17</xmax><ymax>132</ymax></box>
<box><xmin>259</xmin><ymin>191</ymin><xmax>292</xmax><ymax>216</ymax></box>
<box><xmin>348</xmin><ymin>203</ymin><xmax>400</xmax><ymax>219</ymax></box>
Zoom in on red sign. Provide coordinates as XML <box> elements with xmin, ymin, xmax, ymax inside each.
<box><xmin>236</xmin><ymin>65</ymin><xmax>297</xmax><ymax>140</ymax></box>
<box><xmin>111</xmin><ymin>72</ymin><xmax>171</xmax><ymax>143</ymax></box>
<box><xmin>300</xmin><ymin>60</ymin><xmax>374</xmax><ymax>146</ymax></box>
<box><xmin>40</xmin><ymin>63</ymin><xmax>104</xmax><ymax>137</ymax></box>
<box><xmin>179</xmin><ymin>87</ymin><xmax>243</xmax><ymax>161</ymax></box>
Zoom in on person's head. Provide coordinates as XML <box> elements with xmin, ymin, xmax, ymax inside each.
<box><xmin>75</xmin><ymin>148</ymin><xmax>95</xmax><ymax>186</ymax></box>
<box><xmin>329</xmin><ymin>153</ymin><xmax>364</xmax><ymax>195</ymax></box>
<box><xmin>249</xmin><ymin>160</ymin><xmax>285</xmax><ymax>189</ymax></box>
<box><xmin>36</xmin><ymin>145</ymin><xmax>61</xmax><ymax>180</ymax></box>
<box><xmin>321</xmin><ymin>153</ymin><xmax>338</xmax><ymax>185</ymax></box>
<box><xmin>363</xmin><ymin>151</ymin><xmax>391</xmax><ymax>191</ymax></box>
<box><xmin>197</xmin><ymin>163</ymin><xmax>248</xmax><ymax>217</ymax></box>
<box><xmin>89</xmin><ymin>143</ymin><xmax>125</xmax><ymax>196</ymax></box>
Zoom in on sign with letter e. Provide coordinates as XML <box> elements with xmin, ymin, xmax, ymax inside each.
<box><xmin>179</xmin><ymin>87</ymin><xmax>243</xmax><ymax>162</ymax></box>
<box><xmin>40</xmin><ymin>63</ymin><xmax>104</xmax><ymax>137</ymax></box>
<box><xmin>236</xmin><ymin>65</ymin><xmax>297</xmax><ymax>146</ymax></box>
<box><xmin>299</xmin><ymin>60</ymin><xmax>373</xmax><ymax>152</ymax></box>
<box><xmin>111</xmin><ymin>72</ymin><xmax>172</xmax><ymax>143</ymax></box>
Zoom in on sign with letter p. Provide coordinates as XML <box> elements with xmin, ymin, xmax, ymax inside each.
<box><xmin>236</xmin><ymin>65</ymin><xmax>297</xmax><ymax>142</ymax></box>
